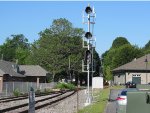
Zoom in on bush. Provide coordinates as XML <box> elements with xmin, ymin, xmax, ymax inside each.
<box><xmin>66</xmin><ymin>83</ymin><xmax>76</xmax><ymax>90</ymax></box>
<box><xmin>35</xmin><ymin>88</ymin><xmax>41</xmax><ymax>94</ymax></box>
<box><xmin>44</xmin><ymin>88</ymin><xmax>52</xmax><ymax>94</ymax></box>
<box><xmin>55</xmin><ymin>82</ymin><xmax>76</xmax><ymax>90</ymax></box>
<box><xmin>13</xmin><ymin>88</ymin><xmax>21</xmax><ymax>97</ymax></box>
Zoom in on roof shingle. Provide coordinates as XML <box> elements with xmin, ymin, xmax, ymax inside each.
<box><xmin>0</xmin><ymin>60</ymin><xmax>26</xmax><ymax>77</ymax></box>
<box><xmin>113</xmin><ymin>54</ymin><xmax>150</xmax><ymax>72</ymax></box>
<box><xmin>0</xmin><ymin>60</ymin><xmax>48</xmax><ymax>77</ymax></box>
<box><xmin>19</xmin><ymin>65</ymin><xmax>48</xmax><ymax>76</ymax></box>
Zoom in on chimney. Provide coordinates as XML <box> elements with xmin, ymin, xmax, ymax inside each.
<box><xmin>12</xmin><ymin>59</ymin><xmax>20</xmax><ymax>73</ymax></box>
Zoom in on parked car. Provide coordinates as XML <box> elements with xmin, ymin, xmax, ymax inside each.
<box><xmin>116</xmin><ymin>88</ymin><xmax>137</xmax><ymax>113</ymax></box>
<box><xmin>116</xmin><ymin>90</ymin><xmax>127</xmax><ymax>105</ymax></box>
<box><xmin>125</xmin><ymin>81</ymin><xmax>136</xmax><ymax>88</ymax></box>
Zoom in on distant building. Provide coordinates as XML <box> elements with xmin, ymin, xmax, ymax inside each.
<box><xmin>0</xmin><ymin>60</ymin><xmax>50</xmax><ymax>92</ymax></box>
<box><xmin>113</xmin><ymin>54</ymin><xmax>150</xmax><ymax>85</ymax></box>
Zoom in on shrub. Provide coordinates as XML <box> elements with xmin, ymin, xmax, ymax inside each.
<box><xmin>55</xmin><ymin>82</ymin><xmax>76</xmax><ymax>90</ymax></box>
<box><xmin>55</xmin><ymin>82</ymin><xmax>66</xmax><ymax>90</ymax></box>
<box><xmin>44</xmin><ymin>88</ymin><xmax>52</xmax><ymax>94</ymax></box>
<box><xmin>35</xmin><ymin>88</ymin><xmax>41</xmax><ymax>94</ymax></box>
<box><xmin>66</xmin><ymin>83</ymin><xmax>76</xmax><ymax>90</ymax></box>
<box><xmin>13</xmin><ymin>88</ymin><xmax>21</xmax><ymax>97</ymax></box>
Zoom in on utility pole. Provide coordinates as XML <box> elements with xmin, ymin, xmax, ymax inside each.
<box><xmin>145</xmin><ymin>55</ymin><xmax>148</xmax><ymax>84</ymax></box>
<box><xmin>68</xmin><ymin>56</ymin><xmax>72</xmax><ymax>82</ymax></box>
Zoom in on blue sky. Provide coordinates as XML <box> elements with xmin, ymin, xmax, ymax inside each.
<box><xmin>0</xmin><ymin>1</ymin><xmax>150</xmax><ymax>55</ymax></box>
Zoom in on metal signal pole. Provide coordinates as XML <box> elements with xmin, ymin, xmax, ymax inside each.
<box><xmin>82</xmin><ymin>4</ymin><xmax>96</xmax><ymax>106</ymax></box>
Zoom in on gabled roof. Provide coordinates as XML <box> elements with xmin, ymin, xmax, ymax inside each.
<box><xmin>0</xmin><ymin>60</ymin><xmax>26</xmax><ymax>77</ymax></box>
<box><xmin>0</xmin><ymin>69</ymin><xmax>5</xmax><ymax>75</ymax></box>
<box><xmin>113</xmin><ymin>54</ymin><xmax>150</xmax><ymax>72</ymax></box>
<box><xmin>0</xmin><ymin>60</ymin><xmax>49</xmax><ymax>77</ymax></box>
<box><xmin>19</xmin><ymin>65</ymin><xmax>48</xmax><ymax>77</ymax></box>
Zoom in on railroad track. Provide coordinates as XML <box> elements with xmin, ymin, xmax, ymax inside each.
<box><xmin>0</xmin><ymin>94</ymin><xmax>28</xmax><ymax>101</ymax></box>
<box><xmin>0</xmin><ymin>91</ymin><xmax>61</xmax><ymax>103</ymax></box>
<box><xmin>0</xmin><ymin>90</ymin><xmax>75</xmax><ymax>113</ymax></box>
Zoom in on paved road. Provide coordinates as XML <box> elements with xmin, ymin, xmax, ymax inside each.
<box><xmin>105</xmin><ymin>101</ymin><xmax>116</xmax><ymax>113</ymax></box>
<box><xmin>105</xmin><ymin>89</ymin><xmax>121</xmax><ymax>113</ymax></box>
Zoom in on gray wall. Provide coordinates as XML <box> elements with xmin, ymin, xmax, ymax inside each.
<box><xmin>114</xmin><ymin>73</ymin><xmax>125</xmax><ymax>85</ymax></box>
<box><xmin>126</xmin><ymin>72</ymin><xmax>150</xmax><ymax>84</ymax></box>
<box><xmin>114</xmin><ymin>72</ymin><xmax>150</xmax><ymax>84</ymax></box>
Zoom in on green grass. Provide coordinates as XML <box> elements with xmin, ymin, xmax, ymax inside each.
<box><xmin>78</xmin><ymin>85</ymin><xmax>124</xmax><ymax>113</ymax></box>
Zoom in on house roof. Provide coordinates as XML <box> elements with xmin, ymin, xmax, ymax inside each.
<box><xmin>113</xmin><ymin>54</ymin><xmax>150</xmax><ymax>73</ymax></box>
<box><xmin>0</xmin><ymin>60</ymin><xmax>48</xmax><ymax>77</ymax></box>
<box><xmin>19</xmin><ymin>65</ymin><xmax>48</xmax><ymax>77</ymax></box>
<box><xmin>0</xmin><ymin>69</ymin><xmax>5</xmax><ymax>76</ymax></box>
<box><xmin>0</xmin><ymin>60</ymin><xmax>26</xmax><ymax>77</ymax></box>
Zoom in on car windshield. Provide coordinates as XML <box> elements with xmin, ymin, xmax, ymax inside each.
<box><xmin>120</xmin><ymin>91</ymin><xmax>127</xmax><ymax>96</ymax></box>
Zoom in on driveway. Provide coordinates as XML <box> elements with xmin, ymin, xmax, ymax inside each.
<box><xmin>105</xmin><ymin>89</ymin><xmax>121</xmax><ymax>113</ymax></box>
<box><xmin>105</xmin><ymin>101</ymin><xmax>116</xmax><ymax>113</ymax></box>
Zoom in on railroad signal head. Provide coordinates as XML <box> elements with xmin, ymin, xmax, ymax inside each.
<box><xmin>85</xmin><ymin>6</ymin><xmax>92</xmax><ymax>14</ymax></box>
<box><xmin>84</xmin><ymin>50</ymin><xmax>92</xmax><ymax>64</ymax></box>
<box><xmin>145</xmin><ymin>56</ymin><xmax>148</xmax><ymax>62</ymax></box>
<box><xmin>85</xmin><ymin>32</ymin><xmax>92</xmax><ymax>39</ymax></box>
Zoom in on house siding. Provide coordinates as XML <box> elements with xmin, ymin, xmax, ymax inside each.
<box><xmin>126</xmin><ymin>72</ymin><xmax>132</xmax><ymax>83</ymax></box>
<box><xmin>127</xmin><ymin>73</ymin><xmax>150</xmax><ymax>84</ymax></box>
<box><xmin>119</xmin><ymin>72</ymin><xmax>150</xmax><ymax>84</ymax></box>
<box><xmin>113</xmin><ymin>54</ymin><xmax>150</xmax><ymax>84</ymax></box>
<box><xmin>114</xmin><ymin>73</ymin><xmax>125</xmax><ymax>85</ymax></box>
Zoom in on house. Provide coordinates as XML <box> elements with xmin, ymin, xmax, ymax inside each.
<box><xmin>0</xmin><ymin>60</ymin><xmax>50</xmax><ymax>92</ymax></box>
<box><xmin>19</xmin><ymin>65</ymin><xmax>49</xmax><ymax>83</ymax></box>
<box><xmin>113</xmin><ymin>54</ymin><xmax>150</xmax><ymax>85</ymax></box>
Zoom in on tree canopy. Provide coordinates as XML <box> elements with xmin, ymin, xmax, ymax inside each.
<box><xmin>0</xmin><ymin>34</ymin><xmax>30</xmax><ymax>64</ymax></box>
<box><xmin>102</xmin><ymin>37</ymin><xmax>143</xmax><ymax>81</ymax></box>
<box><xmin>0</xmin><ymin>18</ymin><xmax>100</xmax><ymax>82</ymax></box>
<box><xmin>144</xmin><ymin>40</ymin><xmax>150</xmax><ymax>49</ymax></box>
<box><xmin>111</xmin><ymin>37</ymin><xmax>130</xmax><ymax>48</ymax></box>
<box><xmin>27</xmin><ymin>18</ymin><xmax>100</xmax><ymax>81</ymax></box>
<box><xmin>143</xmin><ymin>40</ymin><xmax>150</xmax><ymax>54</ymax></box>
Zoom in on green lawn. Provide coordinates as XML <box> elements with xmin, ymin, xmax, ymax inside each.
<box><xmin>78</xmin><ymin>85</ymin><xmax>124</xmax><ymax>113</ymax></box>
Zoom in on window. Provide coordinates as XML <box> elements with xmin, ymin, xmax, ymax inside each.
<box><xmin>121</xmin><ymin>91</ymin><xmax>127</xmax><ymax>96</ymax></box>
<box><xmin>132</xmin><ymin>74</ymin><xmax>141</xmax><ymax>77</ymax></box>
